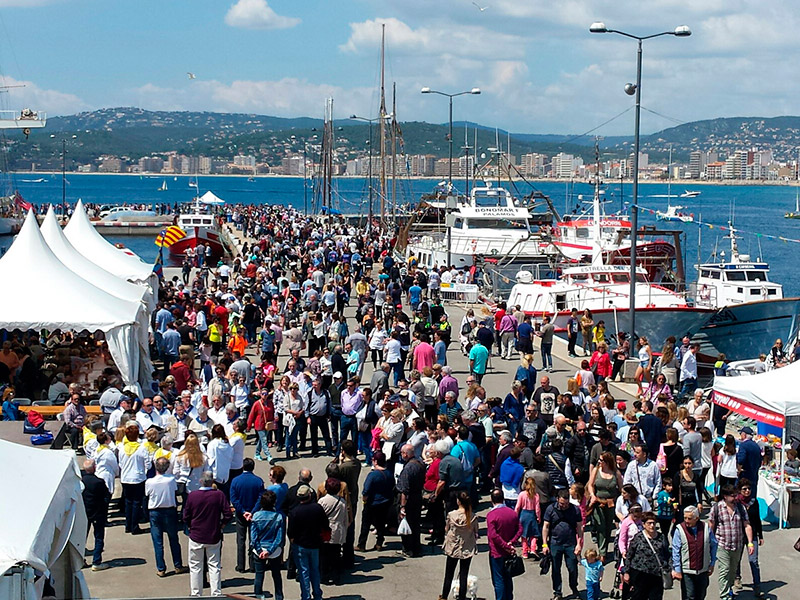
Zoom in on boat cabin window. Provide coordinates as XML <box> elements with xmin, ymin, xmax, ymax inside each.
<box><xmin>472</xmin><ymin>190</ymin><xmax>505</xmax><ymax>208</ymax></box>
<box><xmin>465</xmin><ymin>218</ymin><xmax>528</xmax><ymax>230</ymax></box>
<box><xmin>725</xmin><ymin>271</ymin><xmax>746</xmax><ymax>281</ymax></box>
<box><xmin>746</xmin><ymin>272</ymin><xmax>767</xmax><ymax>282</ymax></box>
<box><xmin>768</xmin><ymin>288</ymin><xmax>777</xmax><ymax>295</ymax></box>
<box><xmin>706</xmin><ymin>270</ymin><xmax>720</xmax><ymax>280</ymax></box>
<box><xmin>453</xmin><ymin>218</ymin><xmax>463</xmax><ymax>229</ymax></box>
<box><xmin>570</xmin><ymin>273</ymin><xmax>589</xmax><ymax>283</ymax></box>
<box><xmin>611</xmin><ymin>273</ymin><xmax>629</xmax><ymax>284</ymax></box>
<box><xmin>700</xmin><ymin>269</ymin><xmax>711</xmax><ymax>278</ymax></box>
<box><xmin>594</xmin><ymin>273</ymin><xmax>611</xmax><ymax>284</ymax></box>
<box><xmin>635</xmin><ymin>274</ymin><xmax>648</xmax><ymax>283</ymax></box>
<box><xmin>750</xmin><ymin>289</ymin><xmax>760</xmax><ymax>296</ymax></box>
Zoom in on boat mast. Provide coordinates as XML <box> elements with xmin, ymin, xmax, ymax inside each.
<box><xmin>667</xmin><ymin>144</ymin><xmax>672</xmax><ymax>205</ymax></box>
<box><xmin>378</xmin><ymin>23</ymin><xmax>388</xmax><ymax>227</ymax></box>
<box><xmin>391</xmin><ymin>82</ymin><xmax>397</xmax><ymax>228</ymax></box>
<box><xmin>591</xmin><ymin>139</ymin><xmax>603</xmax><ymax>266</ymax></box>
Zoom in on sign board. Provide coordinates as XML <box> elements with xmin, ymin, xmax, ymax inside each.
<box><xmin>712</xmin><ymin>390</ymin><xmax>785</xmax><ymax>427</ymax></box>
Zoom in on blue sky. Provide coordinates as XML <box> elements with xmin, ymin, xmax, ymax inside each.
<box><xmin>0</xmin><ymin>0</ymin><xmax>796</xmax><ymax>135</ymax></box>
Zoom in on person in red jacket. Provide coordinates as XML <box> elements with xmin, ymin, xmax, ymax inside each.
<box><xmin>183</xmin><ymin>471</ymin><xmax>233</xmax><ymax>597</ymax></box>
<box><xmin>589</xmin><ymin>342</ymin><xmax>613</xmax><ymax>383</ymax></box>
<box><xmin>486</xmin><ymin>488</ymin><xmax>523</xmax><ymax>600</ymax></box>
<box><xmin>248</xmin><ymin>389</ymin><xmax>275</xmax><ymax>463</ymax></box>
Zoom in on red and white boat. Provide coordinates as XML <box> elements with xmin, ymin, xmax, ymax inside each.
<box><xmin>168</xmin><ymin>191</ymin><xmax>224</xmax><ymax>258</ymax></box>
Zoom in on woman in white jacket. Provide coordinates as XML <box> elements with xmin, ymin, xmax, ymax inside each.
<box><xmin>207</xmin><ymin>424</ymin><xmax>234</xmax><ymax>499</ymax></box>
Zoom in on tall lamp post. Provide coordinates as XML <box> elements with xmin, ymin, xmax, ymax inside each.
<box><xmin>51</xmin><ymin>133</ymin><xmax>77</xmax><ymax>214</ymax></box>
<box><xmin>589</xmin><ymin>22</ymin><xmax>690</xmax><ymax>338</ymax></box>
<box><xmin>420</xmin><ymin>86</ymin><xmax>481</xmax><ymax>267</ymax></box>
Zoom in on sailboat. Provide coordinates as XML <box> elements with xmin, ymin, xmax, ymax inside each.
<box><xmin>785</xmin><ymin>151</ymin><xmax>800</xmax><ymax>219</ymax></box>
<box><xmin>655</xmin><ymin>145</ymin><xmax>695</xmax><ymax>222</ymax></box>
<box><xmin>158</xmin><ymin>179</ymin><xmax>167</xmax><ymax>192</ymax></box>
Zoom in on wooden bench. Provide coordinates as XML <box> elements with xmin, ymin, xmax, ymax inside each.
<box><xmin>19</xmin><ymin>405</ymin><xmax>103</xmax><ymax>417</ymax></box>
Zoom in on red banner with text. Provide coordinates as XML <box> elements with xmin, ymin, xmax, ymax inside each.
<box><xmin>712</xmin><ymin>390</ymin><xmax>785</xmax><ymax>427</ymax></box>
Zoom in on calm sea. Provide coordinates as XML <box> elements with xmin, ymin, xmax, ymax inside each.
<box><xmin>4</xmin><ymin>173</ymin><xmax>800</xmax><ymax>295</ymax></box>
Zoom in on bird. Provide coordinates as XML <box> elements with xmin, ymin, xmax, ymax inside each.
<box><xmin>187</xmin><ymin>72</ymin><xmax>196</xmax><ymax>80</ymax></box>
<box><xmin>471</xmin><ymin>2</ymin><xmax>488</xmax><ymax>11</ymax></box>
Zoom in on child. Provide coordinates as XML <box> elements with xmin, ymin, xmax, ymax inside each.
<box><xmin>514</xmin><ymin>474</ymin><xmax>541</xmax><ymax>558</ymax></box>
<box><xmin>655</xmin><ymin>478</ymin><xmax>675</xmax><ymax>536</ymax></box>
<box><xmin>785</xmin><ymin>448</ymin><xmax>800</xmax><ymax>475</ymax></box>
<box><xmin>580</xmin><ymin>547</ymin><xmax>604</xmax><ymax>600</ymax></box>
<box><xmin>570</xmin><ymin>482</ymin><xmax>589</xmax><ymax>526</ymax></box>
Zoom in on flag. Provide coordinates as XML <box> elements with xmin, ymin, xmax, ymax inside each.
<box><xmin>13</xmin><ymin>191</ymin><xmax>31</xmax><ymax>211</ymax></box>
<box><xmin>153</xmin><ymin>252</ymin><xmax>164</xmax><ymax>281</ymax></box>
<box><xmin>154</xmin><ymin>225</ymin><xmax>186</xmax><ymax>248</ymax></box>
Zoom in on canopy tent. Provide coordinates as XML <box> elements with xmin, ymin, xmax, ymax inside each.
<box><xmin>63</xmin><ymin>200</ymin><xmax>157</xmax><ymax>287</ymax></box>
<box><xmin>40</xmin><ymin>206</ymin><xmax>148</xmax><ymax>306</ymax></box>
<box><xmin>199</xmin><ymin>190</ymin><xmax>225</xmax><ymax>205</ymax></box>
<box><xmin>0</xmin><ymin>211</ymin><xmax>152</xmax><ymax>393</ymax></box>
<box><xmin>712</xmin><ymin>363</ymin><xmax>800</xmax><ymax>528</ymax></box>
<box><xmin>0</xmin><ymin>440</ymin><xmax>89</xmax><ymax>599</ymax></box>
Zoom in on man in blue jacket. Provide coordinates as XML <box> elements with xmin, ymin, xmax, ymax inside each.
<box><xmin>230</xmin><ymin>458</ymin><xmax>265</xmax><ymax>573</ymax></box>
<box><xmin>736</xmin><ymin>427</ymin><xmax>763</xmax><ymax>484</ymax></box>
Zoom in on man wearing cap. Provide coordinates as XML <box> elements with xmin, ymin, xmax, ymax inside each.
<box><xmin>288</xmin><ymin>483</ymin><xmax>330</xmax><ymax>600</ymax></box>
<box><xmin>736</xmin><ymin>427</ymin><xmax>762</xmax><ymax>485</ymax></box>
<box><xmin>107</xmin><ymin>395</ymin><xmax>132</xmax><ymax>434</ymax></box>
<box><xmin>97</xmin><ymin>380</ymin><xmax>122</xmax><ymax>414</ymax></box>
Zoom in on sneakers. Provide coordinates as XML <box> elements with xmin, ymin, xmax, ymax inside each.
<box><xmin>91</xmin><ymin>563</ymin><xmax>109</xmax><ymax>572</ymax></box>
<box><xmin>254</xmin><ymin>454</ymin><xmax>264</xmax><ymax>461</ymax></box>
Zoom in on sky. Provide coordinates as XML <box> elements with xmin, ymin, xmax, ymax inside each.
<box><xmin>0</xmin><ymin>0</ymin><xmax>796</xmax><ymax>136</ymax></box>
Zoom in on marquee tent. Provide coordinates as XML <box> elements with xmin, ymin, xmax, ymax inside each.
<box><xmin>199</xmin><ymin>190</ymin><xmax>225</xmax><ymax>205</ymax></box>
<box><xmin>0</xmin><ymin>211</ymin><xmax>152</xmax><ymax>392</ymax></box>
<box><xmin>0</xmin><ymin>440</ymin><xmax>89</xmax><ymax>599</ymax></box>
<box><xmin>63</xmin><ymin>200</ymin><xmax>156</xmax><ymax>287</ymax></box>
<box><xmin>713</xmin><ymin>364</ymin><xmax>800</xmax><ymax>527</ymax></box>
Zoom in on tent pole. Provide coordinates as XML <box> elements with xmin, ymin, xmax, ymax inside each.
<box><xmin>780</xmin><ymin>424</ymin><xmax>786</xmax><ymax>530</ymax></box>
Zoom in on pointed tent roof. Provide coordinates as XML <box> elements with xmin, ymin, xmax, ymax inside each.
<box><xmin>713</xmin><ymin>362</ymin><xmax>800</xmax><ymax>426</ymax></box>
<box><xmin>63</xmin><ymin>200</ymin><xmax>154</xmax><ymax>283</ymax></box>
<box><xmin>199</xmin><ymin>190</ymin><xmax>225</xmax><ymax>205</ymax></box>
<box><xmin>40</xmin><ymin>206</ymin><xmax>146</xmax><ymax>305</ymax></box>
<box><xmin>0</xmin><ymin>211</ymin><xmax>139</xmax><ymax>331</ymax></box>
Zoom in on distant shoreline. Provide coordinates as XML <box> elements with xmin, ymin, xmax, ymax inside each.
<box><xmin>14</xmin><ymin>171</ymin><xmax>800</xmax><ymax>187</ymax></box>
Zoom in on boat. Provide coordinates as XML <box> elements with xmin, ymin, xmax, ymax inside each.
<box><xmin>158</xmin><ymin>179</ymin><xmax>168</xmax><ymax>192</ymax></box>
<box><xmin>680</xmin><ymin>190</ymin><xmax>701</xmax><ymax>198</ymax></box>
<box><xmin>686</xmin><ymin>222</ymin><xmax>800</xmax><ymax>360</ymax></box>
<box><xmin>168</xmin><ymin>191</ymin><xmax>225</xmax><ymax>259</ymax></box>
<box><xmin>655</xmin><ymin>146</ymin><xmax>695</xmax><ymax>223</ymax></box>
<box><xmin>403</xmin><ymin>183</ymin><xmax>554</xmax><ymax>269</ymax></box>
<box><xmin>99</xmin><ymin>205</ymin><xmax>159</xmax><ymax>222</ymax></box>
<box><xmin>0</xmin><ymin>109</ymin><xmax>46</xmax><ymax>235</ymax></box>
<box><xmin>656</xmin><ymin>204</ymin><xmax>695</xmax><ymax>222</ymax></box>
<box><xmin>784</xmin><ymin>156</ymin><xmax>800</xmax><ymax>219</ymax></box>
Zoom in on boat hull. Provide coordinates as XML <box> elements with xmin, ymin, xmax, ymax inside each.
<box><xmin>0</xmin><ymin>217</ymin><xmax>22</xmax><ymax>235</ymax></box>
<box><xmin>690</xmin><ymin>297</ymin><xmax>800</xmax><ymax>361</ymax></box>
<box><xmin>168</xmin><ymin>226</ymin><xmax>224</xmax><ymax>258</ymax></box>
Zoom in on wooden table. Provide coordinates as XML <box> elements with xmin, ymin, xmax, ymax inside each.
<box><xmin>19</xmin><ymin>405</ymin><xmax>103</xmax><ymax>417</ymax></box>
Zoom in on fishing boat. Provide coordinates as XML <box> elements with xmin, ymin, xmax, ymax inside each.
<box><xmin>168</xmin><ymin>191</ymin><xmax>224</xmax><ymax>259</ymax></box>
<box><xmin>403</xmin><ymin>183</ymin><xmax>554</xmax><ymax>269</ymax></box>
<box><xmin>656</xmin><ymin>204</ymin><xmax>695</xmax><ymax>222</ymax></box>
<box><xmin>686</xmin><ymin>223</ymin><xmax>800</xmax><ymax>360</ymax></box>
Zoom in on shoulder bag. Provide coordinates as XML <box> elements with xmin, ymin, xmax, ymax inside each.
<box><xmin>503</xmin><ymin>554</ymin><xmax>525</xmax><ymax>577</ymax></box>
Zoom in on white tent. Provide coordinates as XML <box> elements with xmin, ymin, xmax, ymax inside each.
<box><xmin>712</xmin><ymin>362</ymin><xmax>800</xmax><ymax>427</ymax></box>
<box><xmin>0</xmin><ymin>440</ymin><xmax>89</xmax><ymax>599</ymax></box>
<box><xmin>713</xmin><ymin>364</ymin><xmax>800</xmax><ymax>528</ymax></box>
<box><xmin>40</xmin><ymin>206</ymin><xmax>147</xmax><ymax>306</ymax></box>
<box><xmin>199</xmin><ymin>190</ymin><xmax>225</xmax><ymax>205</ymax></box>
<box><xmin>0</xmin><ymin>211</ymin><xmax>152</xmax><ymax>393</ymax></box>
<box><xmin>63</xmin><ymin>200</ymin><xmax>156</xmax><ymax>286</ymax></box>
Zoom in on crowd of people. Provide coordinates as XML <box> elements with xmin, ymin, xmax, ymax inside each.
<box><xmin>0</xmin><ymin>203</ymin><xmax>777</xmax><ymax>600</ymax></box>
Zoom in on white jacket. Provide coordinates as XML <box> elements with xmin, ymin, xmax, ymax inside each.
<box><xmin>207</xmin><ymin>438</ymin><xmax>234</xmax><ymax>483</ymax></box>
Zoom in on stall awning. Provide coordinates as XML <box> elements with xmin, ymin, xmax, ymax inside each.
<box><xmin>712</xmin><ymin>362</ymin><xmax>800</xmax><ymax>427</ymax></box>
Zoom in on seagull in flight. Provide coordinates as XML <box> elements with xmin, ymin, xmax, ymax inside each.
<box><xmin>187</xmin><ymin>72</ymin><xmax>196</xmax><ymax>80</ymax></box>
<box><xmin>472</xmin><ymin>2</ymin><xmax>488</xmax><ymax>11</ymax></box>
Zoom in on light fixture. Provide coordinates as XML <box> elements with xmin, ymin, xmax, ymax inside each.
<box><xmin>589</xmin><ymin>22</ymin><xmax>607</xmax><ymax>33</ymax></box>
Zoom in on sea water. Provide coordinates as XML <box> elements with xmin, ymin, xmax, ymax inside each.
<box><xmin>5</xmin><ymin>173</ymin><xmax>800</xmax><ymax>296</ymax></box>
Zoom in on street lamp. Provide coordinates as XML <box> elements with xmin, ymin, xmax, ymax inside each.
<box><xmin>351</xmin><ymin>115</ymin><xmax>391</xmax><ymax>232</ymax></box>
<box><xmin>50</xmin><ymin>133</ymin><xmax>77</xmax><ymax>213</ymax></box>
<box><xmin>589</xmin><ymin>22</ymin><xmax>690</xmax><ymax>338</ymax></box>
<box><xmin>420</xmin><ymin>86</ymin><xmax>481</xmax><ymax>267</ymax></box>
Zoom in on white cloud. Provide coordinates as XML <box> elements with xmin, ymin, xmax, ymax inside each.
<box><xmin>225</xmin><ymin>0</ymin><xmax>300</xmax><ymax>31</ymax></box>
<box><xmin>0</xmin><ymin>75</ymin><xmax>88</xmax><ymax>116</ymax></box>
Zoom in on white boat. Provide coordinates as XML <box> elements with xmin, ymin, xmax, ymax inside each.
<box><xmin>158</xmin><ymin>179</ymin><xmax>168</xmax><ymax>192</ymax></box>
<box><xmin>404</xmin><ymin>183</ymin><xmax>552</xmax><ymax>269</ymax></box>
<box><xmin>100</xmin><ymin>206</ymin><xmax>158</xmax><ymax>222</ymax></box>
<box><xmin>656</xmin><ymin>204</ymin><xmax>695</xmax><ymax>223</ymax></box>
<box><xmin>680</xmin><ymin>190</ymin><xmax>701</xmax><ymax>198</ymax></box>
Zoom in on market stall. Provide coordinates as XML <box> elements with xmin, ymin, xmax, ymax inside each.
<box><xmin>0</xmin><ymin>211</ymin><xmax>152</xmax><ymax>394</ymax></box>
<box><xmin>712</xmin><ymin>363</ymin><xmax>800</xmax><ymax>527</ymax></box>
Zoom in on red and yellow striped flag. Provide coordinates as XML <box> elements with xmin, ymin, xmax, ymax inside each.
<box><xmin>154</xmin><ymin>225</ymin><xmax>187</xmax><ymax>248</ymax></box>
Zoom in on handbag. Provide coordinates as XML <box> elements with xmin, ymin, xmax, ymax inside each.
<box><xmin>503</xmin><ymin>554</ymin><xmax>525</xmax><ymax>578</ymax></box>
<box><xmin>397</xmin><ymin>517</ymin><xmax>412</xmax><ymax>536</ymax></box>
<box><xmin>642</xmin><ymin>532</ymin><xmax>673</xmax><ymax>590</ymax></box>
<box><xmin>794</xmin><ymin>536</ymin><xmax>800</xmax><ymax>553</ymax></box>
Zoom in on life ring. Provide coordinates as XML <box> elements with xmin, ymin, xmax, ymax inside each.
<box><xmin>699</xmin><ymin>284</ymin><xmax>710</xmax><ymax>301</ymax></box>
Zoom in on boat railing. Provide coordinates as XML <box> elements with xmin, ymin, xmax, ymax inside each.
<box><xmin>0</xmin><ymin>109</ymin><xmax>47</xmax><ymax>129</ymax></box>
<box><xmin>686</xmin><ymin>281</ymin><xmax>719</xmax><ymax>308</ymax></box>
